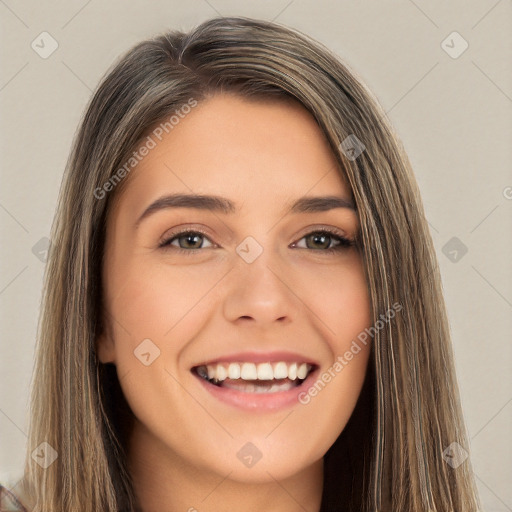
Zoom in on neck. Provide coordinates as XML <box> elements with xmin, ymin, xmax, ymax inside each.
<box><xmin>127</xmin><ymin>421</ymin><xmax>324</xmax><ymax>512</ymax></box>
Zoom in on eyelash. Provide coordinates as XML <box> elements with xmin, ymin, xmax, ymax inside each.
<box><xmin>158</xmin><ymin>228</ymin><xmax>355</xmax><ymax>255</ymax></box>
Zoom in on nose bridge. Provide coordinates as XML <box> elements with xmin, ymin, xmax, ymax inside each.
<box><xmin>222</xmin><ymin>235</ymin><xmax>296</xmax><ymax>323</ymax></box>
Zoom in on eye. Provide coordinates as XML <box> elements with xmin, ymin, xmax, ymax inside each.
<box><xmin>159</xmin><ymin>230</ymin><xmax>214</xmax><ymax>252</ymax></box>
<box><xmin>158</xmin><ymin>227</ymin><xmax>355</xmax><ymax>255</ymax></box>
<box><xmin>292</xmin><ymin>229</ymin><xmax>355</xmax><ymax>253</ymax></box>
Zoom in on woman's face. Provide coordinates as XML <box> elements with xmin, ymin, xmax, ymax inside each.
<box><xmin>97</xmin><ymin>93</ymin><xmax>371</xmax><ymax>483</ymax></box>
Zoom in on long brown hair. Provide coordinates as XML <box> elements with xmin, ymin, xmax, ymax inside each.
<box><xmin>21</xmin><ymin>16</ymin><xmax>481</xmax><ymax>511</ymax></box>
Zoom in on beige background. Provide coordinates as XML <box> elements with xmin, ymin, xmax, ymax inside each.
<box><xmin>1</xmin><ymin>1</ymin><xmax>511</xmax><ymax>510</ymax></box>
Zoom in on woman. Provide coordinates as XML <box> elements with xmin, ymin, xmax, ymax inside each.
<box><xmin>0</xmin><ymin>16</ymin><xmax>481</xmax><ymax>512</ymax></box>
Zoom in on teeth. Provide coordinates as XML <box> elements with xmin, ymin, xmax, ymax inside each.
<box><xmin>197</xmin><ymin>361</ymin><xmax>313</xmax><ymax>383</ymax></box>
<box><xmin>240</xmin><ymin>363</ymin><xmax>257</xmax><ymax>380</ymax></box>
<box><xmin>297</xmin><ymin>362</ymin><xmax>309</xmax><ymax>379</ymax></box>
<box><xmin>228</xmin><ymin>362</ymin><xmax>241</xmax><ymax>379</ymax></box>
<box><xmin>257</xmin><ymin>362</ymin><xmax>273</xmax><ymax>380</ymax></box>
<box><xmin>216</xmin><ymin>364</ymin><xmax>227</xmax><ymax>381</ymax></box>
<box><xmin>222</xmin><ymin>380</ymin><xmax>296</xmax><ymax>393</ymax></box>
<box><xmin>273</xmin><ymin>362</ymin><xmax>288</xmax><ymax>379</ymax></box>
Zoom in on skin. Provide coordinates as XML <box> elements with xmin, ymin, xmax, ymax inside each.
<box><xmin>97</xmin><ymin>93</ymin><xmax>371</xmax><ymax>512</ymax></box>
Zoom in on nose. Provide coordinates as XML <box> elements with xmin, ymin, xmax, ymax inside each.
<box><xmin>222</xmin><ymin>248</ymin><xmax>298</xmax><ymax>327</ymax></box>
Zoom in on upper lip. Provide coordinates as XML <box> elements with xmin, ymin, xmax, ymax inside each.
<box><xmin>191</xmin><ymin>351</ymin><xmax>320</xmax><ymax>368</ymax></box>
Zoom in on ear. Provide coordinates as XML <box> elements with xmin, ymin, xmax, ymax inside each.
<box><xmin>96</xmin><ymin>330</ymin><xmax>116</xmax><ymax>364</ymax></box>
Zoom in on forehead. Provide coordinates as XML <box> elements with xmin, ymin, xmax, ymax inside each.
<box><xmin>112</xmin><ymin>93</ymin><xmax>350</xmax><ymax>218</ymax></box>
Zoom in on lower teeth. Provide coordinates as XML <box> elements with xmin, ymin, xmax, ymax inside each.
<box><xmin>219</xmin><ymin>378</ymin><xmax>298</xmax><ymax>393</ymax></box>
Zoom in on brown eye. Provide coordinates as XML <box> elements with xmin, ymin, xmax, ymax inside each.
<box><xmin>306</xmin><ymin>232</ymin><xmax>332</xmax><ymax>250</ymax></box>
<box><xmin>159</xmin><ymin>230</ymin><xmax>214</xmax><ymax>251</ymax></box>
<box><xmin>294</xmin><ymin>230</ymin><xmax>354</xmax><ymax>253</ymax></box>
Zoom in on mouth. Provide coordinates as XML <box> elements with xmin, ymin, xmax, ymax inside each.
<box><xmin>192</xmin><ymin>361</ymin><xmax>317</xmax><ymax>394</ymax></box>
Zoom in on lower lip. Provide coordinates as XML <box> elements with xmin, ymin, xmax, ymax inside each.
<box><xmin>193</xmin><ymin>368</ymin><xmax>319</xmax><ymax>411</ymax></box>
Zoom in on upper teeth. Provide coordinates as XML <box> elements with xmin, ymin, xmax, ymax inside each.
<box><xmin>199</xmin><ymin>362</ymin><xmax>312</xmax><ymax>382</ymax></box>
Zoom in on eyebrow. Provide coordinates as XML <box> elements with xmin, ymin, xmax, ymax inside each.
<box><xmin>135</xmin><ymin>193</ymin><xmax>356</xmax><ymax>228</ymax></box>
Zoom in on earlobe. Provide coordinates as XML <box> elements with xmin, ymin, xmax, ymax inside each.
<box><xmin>95</xmin><ymin>331</ymin><xmax>116</xmax><ymax>364</ymax></box>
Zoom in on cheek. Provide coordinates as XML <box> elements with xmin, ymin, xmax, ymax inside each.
<box><xmin>303</xmin><ymin>255</ymin><xmax>371</xmax><ymax>348</ymax></box>
<box><xmin>296</xmin><ymin>257</ymin><xmax>371</xmax><ymax>437</ymax></box>
<box><xmin>102</xmin><ymin>255</ymin><xmax>231</xmax><ymax>412</ymax></box>
<box><xmin>102</xmin><ymin>260</ymin><xmax>224</xmax><ymax>446</ymax></box>
<box><xmin>106</xmin><ymin>257</ymin><xmax>223</xmax><ymax>345</ymax></box>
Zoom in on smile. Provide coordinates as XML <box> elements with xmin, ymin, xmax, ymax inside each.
<box><xmin>192</xmin><ymin>360</ymin><xmax>318</xmax><ymax>410</ymax></box>
<box><xmin>194</xmin><ymin>361</ymin><xmax>314</xmax><ymax>392</ymax></box>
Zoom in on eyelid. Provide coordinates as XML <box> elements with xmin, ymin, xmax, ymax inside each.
<box><xmin>294</xmin><ymin>224</ymin><xmax>349</xmax><ymax>240</ymax></box>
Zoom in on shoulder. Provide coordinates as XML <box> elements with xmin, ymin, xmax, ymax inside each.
<box><xmin>0</xmin><ymin>482</ymin><xmax>29</xmax><ymax>512</ymax></box>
